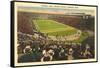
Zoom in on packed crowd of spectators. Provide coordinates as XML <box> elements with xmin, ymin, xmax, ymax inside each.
<box><xmin>17</xmin><ymin>32</ymin><xmax>94</xmax><ymax>63</ymax></box>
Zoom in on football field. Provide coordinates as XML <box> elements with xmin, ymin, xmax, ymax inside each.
<box><xmin>33</xmin><ymin>19</ymin><xmax>79</xmax><ymax>36</ymax></box>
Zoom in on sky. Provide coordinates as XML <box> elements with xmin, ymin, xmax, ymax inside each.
<box><xmin>16</xmin><ymin>2</ymin><xmax>96</xmax><ymax>16</ymax></box>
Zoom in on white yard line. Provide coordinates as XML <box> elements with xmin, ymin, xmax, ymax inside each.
<box><xmin>33</xmin><ymin>20</ymin><xmax>40</xmax><ymax>31</ymax></box>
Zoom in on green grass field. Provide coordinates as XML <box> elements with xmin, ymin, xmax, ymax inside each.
<box><xmin>33</xmin><ymin>19</ymin><xmax>78</xmax><ymax>36</ymax></box>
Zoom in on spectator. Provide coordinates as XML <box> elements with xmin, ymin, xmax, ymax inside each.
<box><xmin>67</xmin><ymin>48</ymin><xmax>74</xmax><ymax>60</ymax></box>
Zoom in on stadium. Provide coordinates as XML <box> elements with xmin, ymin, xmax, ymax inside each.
<box><xmin>17</xmin><ymin>9</ymin><xmax>95</xmax><ymax>62</ymax></box>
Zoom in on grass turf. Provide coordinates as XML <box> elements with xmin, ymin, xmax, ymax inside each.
<box><xmin>33</xmin><ymin>19</ymin><xmax>78</xmax><ymax>36</ymax></box>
